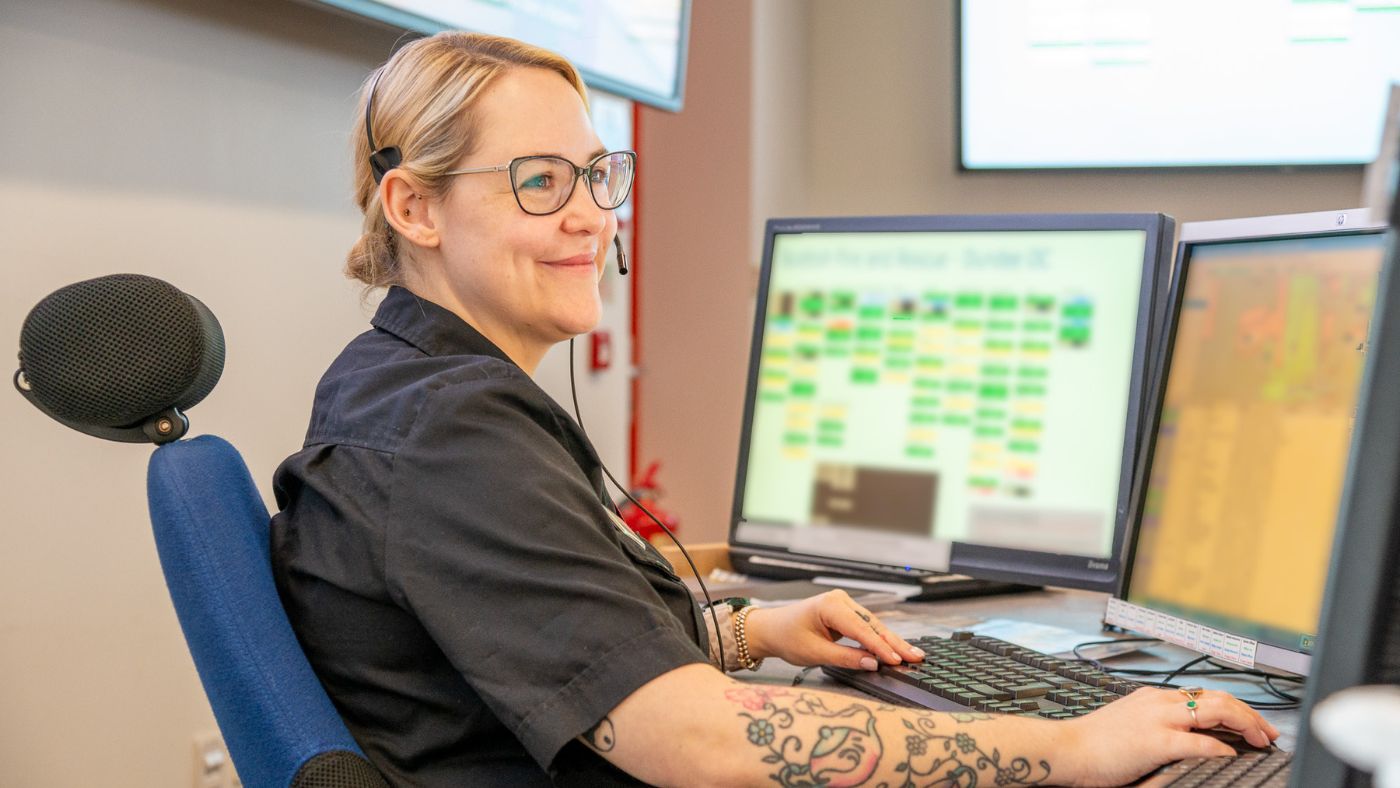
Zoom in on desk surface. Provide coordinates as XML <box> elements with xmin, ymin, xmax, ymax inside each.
<box><xmin>740</xmin><ymin>586</ymin><xmax>1302</xmax><ymax>751</ymax></box>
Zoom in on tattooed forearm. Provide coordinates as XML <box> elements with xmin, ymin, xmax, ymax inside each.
<box><xmin>726</xmin><ymin>687</ymin><xmax>1050</xmax><ymax>787</ymax></box>
<box><xmin>898</xmin><ymin>716</ymin><xmax>1052</xmax><ymax>787</ymax></box>
<box><xmin>582</xmin><ymin>715</ymin><xmax>616</xmax><ymax>752</ymax></box>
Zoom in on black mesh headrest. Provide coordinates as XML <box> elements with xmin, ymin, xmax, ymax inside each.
<box><xmin>14</xmin><ymin>274</ymin><xmax>224</xmax><ymax>444</ymax></box>
<box><xmin>290</xmin><ymin>751</ymin><xmax>389</xmax><ymax>788</ymax></box>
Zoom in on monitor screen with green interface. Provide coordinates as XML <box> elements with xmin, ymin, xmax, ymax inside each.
<box><xmin>730</xmin><ymin>214</ymin><xmax>1173</xmax><ymax>592</ymax></box>
<box><xmin>1111</xmin><ymin>209</ymin><xmax>1389</xmax><ymax>675</ymax></box>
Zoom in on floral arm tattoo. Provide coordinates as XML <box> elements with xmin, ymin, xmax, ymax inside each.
<box><xmin>725</xmin><ymin>686</ymin><xmax>1051</xmax><ymax>787</ymax></box>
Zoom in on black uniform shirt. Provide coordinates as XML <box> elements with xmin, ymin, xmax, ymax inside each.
<box><xmin>271</xmin><ymin>286</ymin><xmax>711</xmax><ymax>786</ymax></box>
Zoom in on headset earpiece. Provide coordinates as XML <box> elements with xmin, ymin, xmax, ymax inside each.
<box><xmin>365</xmin><ymin>67</ymin><xmax>400</xmax><ymax>186</ymax></box>
<box><xmin>369</xmin><ymin>147</ymin><xmax>402</xmax><ymax>185</ymax></box>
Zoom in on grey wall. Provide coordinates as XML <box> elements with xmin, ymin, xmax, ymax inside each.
<box><xmin>803</xmin><ymin>0</ymin><xmax>1362</xmax><ymax>220</ymax></box>
<box><xmin>636</xmin><ymin>0</ymin><xmax>1364</xmax><ymax>545</ymax></box>
<box><xmin>1</xmin><ymin>1</ymin><xmax>641</xmax><ymax>783</ymax></box>
<box><xmin>0</xmin><ymin>1</ymin><xmax>399</xmax><ymax>784</ymax></box>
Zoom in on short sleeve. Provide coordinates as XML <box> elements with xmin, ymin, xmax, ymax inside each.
<box><xmin>384</xmin><ymin>367</ymin><xmax>710</xmax><ymax>769</ymax></box>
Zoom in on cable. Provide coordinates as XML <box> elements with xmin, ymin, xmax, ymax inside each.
<box><xmin>1070</xmin><ymin>638</ymin><xmax>1300</xmax><ymax>709</ymax></box>
<box><xmin>1262</xmin><ymin>674</ymin><xmax>1301</xmax><ymax>704</ymax></box>
<box><xmin>1070</xmin><ymin>637</ymin><xmax>1161</xmax><ymax>670</ymax></box>
<box><xmin>567</xmin><ymin>338</ymin><xmax>727</xmax><ymax>668</ymax></box>
<box><xmin>1158</xmin><ymin>654</ymin><xmax>1212</xmax><ymax>689</ymax></box>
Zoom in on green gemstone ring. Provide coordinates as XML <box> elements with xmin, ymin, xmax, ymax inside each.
<box><xmin>1178</xmin><ymin>686</ymin><xmax>1204</xmax><ymax>727</ymax></box>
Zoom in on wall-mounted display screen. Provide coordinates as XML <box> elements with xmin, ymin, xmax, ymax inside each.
<box><xmin>960</xmin><ymin>0</ymin><xmax>1400</xmax><ymax>169</ymax></box>
<box><xmin>310</xmin><ymin>0</ymin><xmax>690</xmax><ymax>110</ymax></box>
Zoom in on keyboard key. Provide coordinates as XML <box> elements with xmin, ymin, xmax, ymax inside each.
<box><xmin>1010</xmin><ymin>682</ymin><xmax>1054</xmax><ymax>698</ymax></box>
<box><xmin>967</xmin><ymin>683</ymin><xmax>1011</xmax><ymax>700</ymax></box>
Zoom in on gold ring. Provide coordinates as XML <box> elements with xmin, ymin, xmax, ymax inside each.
<box><xmin>1179</xmin><ymin>686</ymin><xmax>1203</xmax><ymax>727</ymax></box>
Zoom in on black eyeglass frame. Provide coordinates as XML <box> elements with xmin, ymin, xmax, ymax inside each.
<box><xmin>444</xmin><ymin>149</ymin><xmax>637</xmax><ymax>217</ymax></box>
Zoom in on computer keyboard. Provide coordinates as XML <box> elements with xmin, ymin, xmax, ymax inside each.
<box><xmin>823</xmin><ymin>630</ymin><xmax>1146</xmax><ymax>717</ymax></box>
<box><xmin>823</xmin><ymin>630</ymin><xmax>1291</xmax><ymax>787</ymax></box>
<box><xmin>1136</xmin><ymin>750</ymin><xmax>1292</xmax><ymax>787</ymax></box>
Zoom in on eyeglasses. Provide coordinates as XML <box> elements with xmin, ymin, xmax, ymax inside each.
<box><xmin>444</xmin><ymin>150</ymin><xmax>636</xmax><ymax>217</ymax></box>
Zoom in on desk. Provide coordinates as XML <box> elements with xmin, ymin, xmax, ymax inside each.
<box><xmin>656</xmin><ymin>543</ymin><xmax>1302</xmax><ymax>748</ymax></box>
<box><xmin>744</xmin><ymin>587</ymin><xmax>1300</xmax><ymax>750</ymax></box>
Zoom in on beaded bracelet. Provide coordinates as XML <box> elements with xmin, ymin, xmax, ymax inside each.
<box><xmin>733</xmin><ymin>605</ymin><xmax>763</xmax><ymax>671</ymax></box>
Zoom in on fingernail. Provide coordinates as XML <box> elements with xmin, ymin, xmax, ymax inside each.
<box><xmin>911</xmin><ymin>647</ymin><xmax>926</xmax><ymax>659</ymax></box>
<box><xmin>859</xmin><ymin>657</ymin><xmax>878</xmax><ymax>671</ymax></box>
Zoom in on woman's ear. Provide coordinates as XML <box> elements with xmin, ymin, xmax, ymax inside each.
<box><xmin>382</xmin><ymin>171</ymin><xmax>440</xmax><ymax>249</ymax></box>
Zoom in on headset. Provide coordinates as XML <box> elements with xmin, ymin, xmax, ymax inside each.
<box><xmin>567</xmin><ymin>337</ymin><xmax>724</xmax><ymax>664</ymax></box>
<box><xmin>365</xmin><ymin>68</ymin><xmax>629</xmax><ymax>276</ymax></box>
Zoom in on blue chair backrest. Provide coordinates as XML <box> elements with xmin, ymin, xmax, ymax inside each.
<box><xmin>147</xmin><ymin>435</ymin><xmax>385</xmax><ymax>788</ymax></box>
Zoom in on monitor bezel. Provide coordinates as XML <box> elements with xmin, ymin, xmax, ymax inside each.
<box><xmin>304</xmin><ymin>0</ymin><xmax>692</xmax><ymax>112</ymax></box>
<box><xmin>728</xmin><ymin>212</ymin><xmax>1174</xmax><ymax>593</ymax></box>
<box><xmin>1115</xmin><ymin>208</ymin><xmax>1388</xmax><ymax>676</ymax></box>
<box><xmin>1291</xmin><ymin>220</ymin><xmax>1400</xmax><ymax>785</ymax></box>
<box><xmin>955</xmin><ymin>1</ymin><xmax>1387</xmax><ymax>172</ymax></box>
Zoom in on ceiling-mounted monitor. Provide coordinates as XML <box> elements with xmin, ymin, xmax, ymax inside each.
<box><xmin>307</xmin><ymin>0</ymin><xmax>691</xmax><ymax>111</ymax></box>
<box><xmin>959</xmin><ymin>0</ymin><xmax>1400</xmax><ymax>169</ymax></box>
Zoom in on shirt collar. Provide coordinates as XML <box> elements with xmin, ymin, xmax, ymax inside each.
<box><xmin>370</xmin><ymin>286</ymin><xmax>516</xmax><ymax>366</ymax></box>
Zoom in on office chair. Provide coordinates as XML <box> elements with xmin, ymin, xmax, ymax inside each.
<box><xmin>148</xmin><ymin>435</ymin><xmax>387</xmax><ymax>788</ymax></box>
<box><xmin>15</xmin><ymin>274</ymin><xmax>387</xmax><ymax>788</ymax></box>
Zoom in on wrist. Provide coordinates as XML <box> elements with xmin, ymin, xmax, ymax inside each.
<box><xmin>1049</xmin><ymin>717</ymin><xmax>1089</xmax><ymax>786</ymax></box>
<box><xmin>737</xmin><ymin>605</ymin><xmax>772</xmax><ymax>663</ymax></box>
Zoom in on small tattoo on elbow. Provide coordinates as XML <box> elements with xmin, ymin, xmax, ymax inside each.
<box><xmin>584</xmin><ymin>716</ymin><xmax>616</xmax><ymax>752</ymax></box>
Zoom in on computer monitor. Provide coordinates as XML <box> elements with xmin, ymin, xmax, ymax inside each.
<box><xmin>1291</xmin><ymin>165</ymin><xmax>1400</xmax><ymax>788</ymax></box>
<box><xmin>728</xmin><ymin>213</ymin><xmax>1174</xmax><ymax>592</ymax></box>
<box><xmin>1106</xmin><ymin>208</ymin><xmax>1390</xmax><ymax>677</ymax></box>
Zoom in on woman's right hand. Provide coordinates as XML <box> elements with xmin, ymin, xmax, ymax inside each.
<box><xmin>1058</xmin><ymin>687</ymin><xmax>1280</xmax><ymax>787</ymax></box>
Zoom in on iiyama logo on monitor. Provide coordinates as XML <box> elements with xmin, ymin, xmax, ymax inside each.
<box><xmin>1086</xmin><ymin>560</ymin><xmax>1111</xmax><ymax>571</ymax></box>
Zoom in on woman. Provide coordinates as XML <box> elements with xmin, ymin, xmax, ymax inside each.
<box><xmin>271</xmin><ymin>32</ymin><xmax>1278</xmax><ymax>787</ymax></box>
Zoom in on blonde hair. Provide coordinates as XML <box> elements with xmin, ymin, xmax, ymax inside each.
<box><xmin>346</xmin><ymin>32</ymin><xmax>589</xmax><ymax>289</ymax></box>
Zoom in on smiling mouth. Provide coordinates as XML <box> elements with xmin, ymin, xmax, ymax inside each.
<box><xmin>542</xmin><ymin>253</ymin><xmax>597</xmax><ymax>267</ymax></box>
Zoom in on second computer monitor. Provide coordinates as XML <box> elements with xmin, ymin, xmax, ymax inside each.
<box><xmin>730</xmin><ymin>213</ymin><xmax>1174</xmax><ymax>591</ymax></box>
<box><xmin>1109</xmin><ymin>208</ymin><xmax>1390</xmax><ymax>676</ymax></box>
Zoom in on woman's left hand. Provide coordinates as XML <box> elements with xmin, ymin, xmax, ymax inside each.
<box><xmin>742</xmin><ymin>590</ymin><xmax>924</xmax><ymax>670</ymax></box>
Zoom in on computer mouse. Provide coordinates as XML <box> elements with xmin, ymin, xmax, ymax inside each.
<box><xmin>1199</xmin><ymin>726</ymin><xmax>1279</xmax><ymax>754</ymax></box>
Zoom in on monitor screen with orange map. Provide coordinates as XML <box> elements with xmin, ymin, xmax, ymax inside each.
<box><xmin>1111</xmin><ymin>209</ymin><xmax>1388</xmax><ymax>675</ymax></box>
